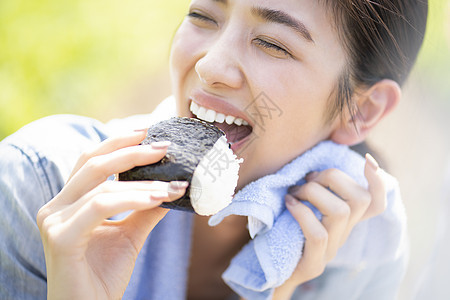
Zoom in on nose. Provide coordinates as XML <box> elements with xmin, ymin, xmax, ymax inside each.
<box><xmin>195</xmin><ymin>29</ymin><xmax>245</xmax><ymax>89</ymax></box>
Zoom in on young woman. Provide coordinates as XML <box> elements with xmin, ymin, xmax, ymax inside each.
<box><xmin>0</xmin><ymin>0</ymin><xmax>427</xmax><ymax>299</ymax></box>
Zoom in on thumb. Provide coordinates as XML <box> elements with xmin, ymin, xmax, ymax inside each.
<box><xmin>362</xmin><ymin>153</ymin><xmax>387</xmax><ymax>220</ymax></box>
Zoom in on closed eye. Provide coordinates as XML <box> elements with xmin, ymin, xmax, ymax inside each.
<box><xmin>254</xmin><ymin>38</ymin><xmax>292</xmax><ymax>58</ymax></box>
<box><xmin>188</xmin><ymin>11</ymin><xmax>218</xmax><ymax>26</ymax></box>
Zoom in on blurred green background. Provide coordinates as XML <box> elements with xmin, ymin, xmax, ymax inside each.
<box><xmin>0</xmin><ymin>0</ymin><xmax>449</xmax><ymax>140</ymax></box>
<box><xmin>0</xmin><ymin>0</ymin><xmax>188</xmax><ymax>139</ymax></box>
<box><xmin>0</xmin><ymin>1</ymin><xmax>449</xmax><ymax>299</ymax></box>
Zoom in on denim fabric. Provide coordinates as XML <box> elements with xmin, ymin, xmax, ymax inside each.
<box><xmin>0</xmin><ymin>115</ymin><xmax>109</xmax><ymax>299</ymax></box>
<box><xmin>0</xmin><ymin>104</ymin><xmax>408</xmax><ymax>299</ymax></box>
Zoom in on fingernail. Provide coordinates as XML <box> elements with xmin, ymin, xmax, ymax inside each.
<box><xmin>288</xmin><ymin>185</ymin><xmax>300</xmax><ymax>195</ymax></box>
<box><xmin>134</xmin><ymin>128</ymin><xmax>148</xmax><ymax>133</ymax></box>
<box><xmin>151</xmin><ymin>141</ymin><xmax>171</xmax><ymax>149</ymax></box>
<box><xmin>168</xmin><ymin>181</ymin><xmax>189</xmax><ymax>193</ymax></box>
<box><xmin>150</xmin><ymin>191</ymin><xmax>169</xmax><ymax>201</ymax></box>
<box><xmin>305</xmin><ymin>171</ymin><xmax>319</xmax><ymax>181</ymax></box>
<box><xmin>285</xmin><ymin>194</ymin><xmax>298</xmax><ymax>206</ymax></box>
<box><xmin>365</xmin><ymin>153</ymin><xmax>379</xmax><ymax>171</ymax></box>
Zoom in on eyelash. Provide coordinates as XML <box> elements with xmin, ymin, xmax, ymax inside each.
<box><xmin>187</xmin><ymin>11</ymin><xmax>292</xmax><ymax>59</ymax></box>
<box><xmin>254</xmin><ymin>38</ymin><xmax>291</xmax><ymax>57</ymax></box>
<box><xmin>187</xmin><ymin>12</ymin><xmax>217</xmax><ymax>25</ymax></box>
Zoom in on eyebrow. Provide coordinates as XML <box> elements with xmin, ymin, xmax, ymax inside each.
<box><xmin>251</xmin><ymin>6</ymin><xmax>314</xmax><ymax>43</ymax></box>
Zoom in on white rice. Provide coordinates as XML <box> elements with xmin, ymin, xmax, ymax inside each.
<box><xmin>190</xmin><ymin>136</ymin><xmax>243</xmax><ymax>216</ymax></box>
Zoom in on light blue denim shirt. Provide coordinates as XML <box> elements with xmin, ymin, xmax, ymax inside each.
<box><xmin>0</xmin><ymin>99</ymin><xmax>408</xmax><ymax>299</ymax></box>
<box><xmin>0</xmin><ymin>115</ymin><xmax>109</xmax><ymax>299</ymax></box>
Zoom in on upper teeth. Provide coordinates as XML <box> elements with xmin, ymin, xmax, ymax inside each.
<box><xmin>190</xmin><ymin>101</ymin><xmax>249</xmax><ymax>126</ymax></box>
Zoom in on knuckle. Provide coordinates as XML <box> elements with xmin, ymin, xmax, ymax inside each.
<box><xmin>90</xmin><ymin>194</ymin><xmax>109</xmax><ymax>214</ymax></box>
<box><xmin>85</xmin><ymin>156</ymin><xmax>109</xmax><ymax>178</ymax></box>
<box><xmin>38</xmin><ymin>214</ymin><xmax>53</xmax><ymax>234</ymax></box>
<box><xmin>38</xmin><ymin>217</ymin><xmax>68</xmax><ymax>252</ymax></box>
<box><xmin>84</xmin><ymin>156</ymin><xmax>102</xmax><ymax>171</ymax></box>
<box><xmin>36</xmin><ymin>200</ymin><xmax>58</xmax><ymax>231</ymax></box>
<box><xmin>309</xmin><ymin>229</ymin><xmax>328</xmax><ymax>247</ymax></box>
<box><xmin>78</xmin><ymin>150</ymin><xmax>94</xmax><ymax>166</ymax></box>
<box><xmin>302</xmin><ymin>182</ymin><xmax>319</xmax><ymax>199</ymax></box>
<box><xmin>371</xmin><ymin>197</ymin><xmax>388</xmax><ymax>216</ymax></box>
<box><xmin>99</xmin><ymin>180</ymin><xmax>115</xmax><ymax>192</ymax></box>
<box><xmin>322</xmin><ymin>168</ymin><xmax>341</xmax><ymax>182</ymax></box>
<box><xmin>334</xmin><ymin>203</ymin><xmax>351</xmax><ymax>219</ymax></box>
<box><xmin>350</xmin><ymin>193</ymin><xmax>371</xmax><ymax>213</ymax></box>
<box><xmin>35</xmin><ymin>205</ymin><xmax>74</xmax><ymax>252</ymax></box>
<box><xmin>36</xmin><ymin>206</ymin><xmax>49</xmax><ymax>229</ymax></box>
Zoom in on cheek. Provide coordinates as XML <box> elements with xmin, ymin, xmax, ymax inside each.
<box><xmin>252</xmin><ymin>69</ymin><xmax>328</xmax><ymax>132</ymax></box>
<box><xmin>272</xmin><ymin>67</ymin><xmax>335</xmax><ymax>131</ymax></box>
<box><xmin>170</xmin><ymin>22</ymin><xmax>207</xmax><ymax>81</ymax></box>
<box><xmin>246</xmin><ymin>67</ymin><xmax>333</xmax><ymax>157</ymax></box>
<box><xmin>170</xmin><ymin>23</ymin><xmax>205</xmax><ymax>114</ymax></box>
<box><xmin>170</xmin><ymin>31</ymin><xmax>192</xmax><ymax>81</ymax></box>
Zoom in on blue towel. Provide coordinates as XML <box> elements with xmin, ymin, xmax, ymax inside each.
<box><xmin>209</xmin><ymin>140</ymin><xmax>406</xmax><ymax>299</ymax></box>
<box><xmin>108</xmin><ymin>98</ymin><xmax>405</xmax><ymax>299</ymax></box>
<box><xmin>0</xmin><ymin>96</ymin><xmax>405</xmax><ymax>300</ymax></box>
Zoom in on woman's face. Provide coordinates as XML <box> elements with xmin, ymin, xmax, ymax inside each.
<box><xmin>170</xmin><ymin>0</ymin><xmax>346</xmax><ymax>190</ymax></box>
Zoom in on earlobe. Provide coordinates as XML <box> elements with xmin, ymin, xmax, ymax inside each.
<box><xmin>330</xmin><ymin>79</ymin><xmax>401</xmax><ymax>145</ymax></box>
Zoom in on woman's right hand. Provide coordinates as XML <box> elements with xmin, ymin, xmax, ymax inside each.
<box><xmin>273</xmin><ymin>154</ymin><xmax>386</xmax><ymax>299</ymax></box>
<box><xmin>36</xmin><ymin>130</ymin><xmax>188</xmax><ymax>300</ymax></box>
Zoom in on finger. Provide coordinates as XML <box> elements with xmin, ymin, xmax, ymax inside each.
<box><xmin>362</xmin><ymin>153</ymin><xmax>387</xmax><ymax>220</ymax></box>
<box><xmin>304</xmin><ymin>168</ymin><xmax>371</xmax><ymax>228</ymax></box>
<box><xmin>62</xmin><ymin>144</ymin><xmax>170</xmax><ymax>205</ymax></box>
<box><xmin>67</xmin><ymin>130</ymin><xmax>148</xmax><ymax>182</ymax></box>
<box><xmin>288</xmin><ymin>183</ymin><xmax>349</xmax><ymax>261</ymax></box>
<box><xmin>285</xmin><ymin>195</ymin><xmax>328</xmax><ymax>246</ymax></box>
<box><xmin>67</xmin><ymin>182</ymin><xmax>188</xmax><ymax>239</ymax></box>
<box><xmin>70</xmin><ymin>180</ymin><xmax>190</xmax><ymax>211</ymax></box>
<box><xmin>285</xmin><ymin>195</ymin><xmax>328</xmax><ymax>280</ymax></box>
<box><xmin>37</xmin><ymin>177</ymin><xmax>175</xmax><ymax>224</ymax></box>
<box><xmin>41</xmin><ymin>180</ymin><xmax>188</xmax><ymax>233</ymax></box>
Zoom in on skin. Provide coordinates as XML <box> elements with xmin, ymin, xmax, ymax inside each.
<box><xmin>170</xmin><ymin>2</ymin><xmax>390</xmax><ymax>296</ymax></box>
<box><xmin>170</xmin><ymin>0</ymin><xmax>347</xmax><ymax>190</ymax></box>
<box><xmin>37</xmin><ymin>0</ymin><xmax>392</xmax><ymax>299</ymax></box>
<box><xmin>37</xmin><ymin>133</ymin><xmax>189</xmax><ymax>299</ymax></box>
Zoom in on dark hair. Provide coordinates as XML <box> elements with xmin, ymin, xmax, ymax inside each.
<box><xmin>323</xmin><ymin>0</ymin><xmax>428</xmax><ymax>122</ymax></box>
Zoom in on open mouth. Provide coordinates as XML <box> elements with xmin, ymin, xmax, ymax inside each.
<box><xmin>189</xmin><ymin>100</ymin><xmax>253</xmax><ymax>148</ymax></box>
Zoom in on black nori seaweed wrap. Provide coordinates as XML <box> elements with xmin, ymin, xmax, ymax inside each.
<box><xmin>118</xmin><ymin>117</ymin><xmax>225</xmax><ymax>212</ymax></box>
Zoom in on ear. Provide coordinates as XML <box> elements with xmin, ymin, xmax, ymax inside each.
<box><xmin>330</xmin><ymin>79</ymin><xmax>401</xmax><ymax>145</ymax></box>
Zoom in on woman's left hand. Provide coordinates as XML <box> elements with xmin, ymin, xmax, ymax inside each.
<box><xmin>273</xmin><ymin>154</ymin><xmax>386</xmax><ymax>299</ymax></box>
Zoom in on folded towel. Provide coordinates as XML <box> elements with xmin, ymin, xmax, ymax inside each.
<box><xmin>209</xmin><ymin>141</ymin><xmax>406</xmax><ymax>299</ymax></box>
